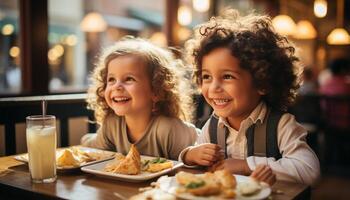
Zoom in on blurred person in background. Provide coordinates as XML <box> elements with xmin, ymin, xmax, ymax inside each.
<box><xmin>299</xmin><ymin>67</ymin><xmax>318</xmax><ymax>95</ymax></box>
<box><xmin>319</xmin><ymin>58</ymin><xmax>350</xmax><ymax>130</ymax></box>
<box><xmin>320</xmin><ymin>58</ymin><xmax>350</xmax><ymax>95</ymax></box>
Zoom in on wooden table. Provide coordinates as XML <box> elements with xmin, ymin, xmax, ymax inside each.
<box><xmin>0</xmin><ymin>156</ymin><xmax>310</xmax><ymax>200</ymax></box>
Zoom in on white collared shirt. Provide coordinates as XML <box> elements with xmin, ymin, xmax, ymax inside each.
<box><xmin>183</xmin><ymin>102</ymin><xmax>320</xmax><ymax>185</ymax></box>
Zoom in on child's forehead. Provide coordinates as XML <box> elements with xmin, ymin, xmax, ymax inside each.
<box><xmin>202</xmin><ymin>48</ymin><xmax>241</xmax><ymax>69</ymax></box>
<box><xmin>107</xmin><ymin>55</ymin><xmax>148</xmax><ymax>73</ymax></box>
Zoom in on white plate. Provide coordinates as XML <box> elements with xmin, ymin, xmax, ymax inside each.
<box><xmin>14</xmin><ymin>147</ymin><xmax>115</xmax><ymax>171</ymax></box>
<box><xmin>157</xmin><ymin>174</ymin><xmax>271</xmax><ymax>200</ymax></box>
<box><xmin>81</xmin><ymin>155</ymin><xmax>184</xmax><ymax>182</ymax></box>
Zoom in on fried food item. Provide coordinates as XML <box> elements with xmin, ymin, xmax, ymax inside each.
<box><xmin>214</xmin><ymin>170</ymin><xmax>237</xmax><ymax>188</ymax></box>
<box><xmin>57</xmin><ymin>149</ymin><xmax>80</xmax><ymax>167</ymax></box>
<box><xmin>175</xmin><ymin>171</ymin><xmax>200</xmax><ymax>185</ymax></box>
<box><xmin>175</xmin><ymin>170</ymin><xmax>236</xmax><ymax>198</ymax></box>
<box><xmin>147</xmin><ymin>161</ymin><xmax>173</xmax><ymax>173</ymax></box>
<box><xmin>105</xmin><ymin>144</ymin><xmax>141</xmax><ymax>175</ymax></box>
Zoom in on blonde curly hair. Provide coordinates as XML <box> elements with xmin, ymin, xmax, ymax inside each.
<box><xmin>87</xmin><ymin>36</ymin><xmax>195</xmax><ymax>124</ymax></box>
<box><xmin>185</xmin><ymin>9</ymin><xmax>302</xmax><ymax>111</ymax></box>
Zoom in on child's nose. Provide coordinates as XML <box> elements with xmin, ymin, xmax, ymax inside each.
<box><xmin>210</xmin><ymin>80</ymin><xmax>223</xmax><ymax>92</ymax></box>
<box><xmin>113</xmin><ymin>81</ymin><xmax>123</xmax><ymax>90</ymax></box>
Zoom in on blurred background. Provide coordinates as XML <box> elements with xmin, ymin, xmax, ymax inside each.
<box><xmin>0</xmin><ymin>0</ymin><xmax>349</xmax><ymax>199</ymax></box>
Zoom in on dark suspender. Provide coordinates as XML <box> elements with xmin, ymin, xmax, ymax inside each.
<box><xmin>209</xmin><ymin>110</ymin><xmax>283</xmax><ymax>160</ymax></box>
<box><xmin>266</xmin><ymin>111</ymin><xmax>283</xmax><ymax>160</ymax></box>
<box><xmin>209</xmin><ymin>114</ymin><xmax>228</xmax><ymax>158</ymax></box>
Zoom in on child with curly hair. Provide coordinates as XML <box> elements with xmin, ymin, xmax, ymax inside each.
<box><xmin>81</xmin><ymin>37</ymin><xmax>199</xmax><ymax>160</ymax></box>
<box><xmin>181</xmin><ymin>9</ymin><xmax>320</xmax><ymax>185</ymax></box>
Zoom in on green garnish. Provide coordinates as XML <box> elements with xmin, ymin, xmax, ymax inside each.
<box><xmin>150</xmin><ymin>157</ymin><xmax>167</xmax><ymax>164</ymax></box>
<box><xmin>142</xmin><ymin>160</ymin><xmax>150</xmax><ymax>166</ymax></box>
<box><xmin>185</xmin><ymin>181</ymin><xmax>205</xmax><ymax>189</ymax></box>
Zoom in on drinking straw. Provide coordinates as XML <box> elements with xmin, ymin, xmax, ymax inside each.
<box><xmin>42</xmin><ymin>99</ymin><xmax>46</xmax><ymax>127</ymax></box>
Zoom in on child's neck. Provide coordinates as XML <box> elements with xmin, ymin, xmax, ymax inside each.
<box><xmin>227</xmin><ymin>116</ymin><xmax>245</xmax><ymax>131</ymax></box>
<box><xmin>125</xmin><ymin>113</ymin><xmax>153</xmax><ymax>143</ymax></box>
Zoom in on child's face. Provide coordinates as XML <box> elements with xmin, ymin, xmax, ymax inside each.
<box><xmin>104</xmin><ymin>56</ymin><xmax>155</xmax><ymax>118</ymax></box>
<box><xmin>201</xmin><ymin>47</ymin><xmax>262</xmax><ymax>122</ymax></box>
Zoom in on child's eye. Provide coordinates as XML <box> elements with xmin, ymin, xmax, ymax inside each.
<box><xmin>107</xmin><ymin>77</ymin><xmax>116</xmax><ymax>84</ymax></box>
<box><xmin>202</xmin><ymin>74</ymin><xmax>211</xmax><ymax>80</ymax></box>
<box><xmin>125</xmin><ymin>76</ymin><xmax>136</xmax><ymax>82</ymax></box>
<box><xmin>223</xmin><ymin>74</ymin><xmax>235</xmax><ymax>79</ymax></box>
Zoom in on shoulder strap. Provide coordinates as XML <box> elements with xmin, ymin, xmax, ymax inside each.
<box><xmin>209</xmin><ymin>115</ymin><xmax>218</xmax><ymax>144</ymax></box>
<box><xmin>266</xmin><ymin>110</ymin><xmax>283</xmax><ymax>160</ymax></box>
<box><xmin>209</xmin><ymin>115</ymin><xmax>228</xmax><ymax>158</ymax></box>
<box><xmin>246</xmin><ymin>109</ymin><xmax>283</xmax><ymax>160</ymax></box>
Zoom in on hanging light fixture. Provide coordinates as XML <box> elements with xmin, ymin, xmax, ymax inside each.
<box><xmin>293</xmin><ymin>20</ymin><xmax>317</xmax><ymax>39</ymax></box>
<box><xmin>193</xmin><ymin>0</ymin><xmax>210</xmax><ymax>13</ymax></box>
<box><xmin>327</xmin><ymin>0</ymin><xmax>350</xmax><ymax>45</ymax></box>
<box><xmin>80</xmin><ymin>12</ymin><xmax>107</xmax><ymax>32</ymax></box>
<box><xmin>314</xmin><ymin>0</ymin><xmax>327</xmax><ymax>18</ymax></box>
<box><xmin>272</xmin><ymin>0</ymin><xmax>296</xmax><ymax>36</ymax></box>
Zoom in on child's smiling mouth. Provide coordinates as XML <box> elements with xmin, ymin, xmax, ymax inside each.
<box><xmin>212</xmin><ymin>98</ymin><xmax>232</xmax><ymax>106</ymax></box>
<box><xmin>112</xmin><ymin>97</ymin><xmax>131</xmax><ymax>103</ymax></box>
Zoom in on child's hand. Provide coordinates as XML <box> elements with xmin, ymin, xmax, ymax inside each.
<box><xmin>250</xmin><ymin>165</ymin><xmax>276</xmax><ymax>186</ymax></box>
<box><xmin>184</xmin><ymin>143</ymin><xmax>223</xmax><ymax>166</ymax></box>
<box><xmin>209</xmin><ymin>158</ymin><xmax>252</xmax><ymax>175</ymax></box>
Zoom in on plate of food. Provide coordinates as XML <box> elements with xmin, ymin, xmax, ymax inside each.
<box><xmin>81</xmin><ymin>144</ymin><xmax>183</xmax><ymax>182</ymax></box>
<box><xmin>157</xmin><ymin>170</ymin><xmax>271</xmax><ymax>200</ymax></box>
<box><xmin>14</xmin><ymin>146</ymin><xmax>115</xmax><ymax>171</ymax></box>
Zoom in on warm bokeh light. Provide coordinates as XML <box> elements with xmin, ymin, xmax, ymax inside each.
<box><xmin>314</xmin><ymin>0</ymin><xmax>327</xmax><ymax>18</ymax></box>
<box><xmin>53</xmin><ymin>44</ymin><xmax>64</xmax><ymax>57</ymax></box>
<box><xmin>9</xmin><ymin>46</ymin><xmax>20</xmax><ymax>58</ymax></box>
<box><xmin>327</xmin><ymin>28</ymin><xmax>350</xmax><ymax>45</ymax></box>
<box><xmin>80</xmin><ymin>12</ymin><xmax>107</xmax><ymax>32</ymax></box>
<box><xmin>193</xmin><ymin>0</ymin><xmax>210</xmax><ymax>12</ymax></box>
<box><xmin>272</xmin><ymin>15</ymin><xmax>296</xmax><ymax>36</ymax></box>
<box><xmin>178</xmin><ymin>27</ymin><xmax>192</xmax><ymax>41</ymax></box>
<box><xmin>293</xmin><ymin>20</ymin><xmax>317</xmax><ymax>39</ymax></box>
<box><xmin>48</xmin><ymin>44</ymin><xmax>65</xmax><ymax>62</ymax></box>
<box><xmin>178</xmin><ymin>6</ymin><xmax>192</xmax><ymax>26</ymax></box>
<box><xmin>149</xmin><ymin>32</ymin><xmax>167</xmax><ymax>47</ymax></box>
<box><xmin>2</xmin><ymin>24</ymin><xmax>14</xmax><ymax>35</ymax></box>
<box><xmin>65</xmin><ymin>34</ymin><xmax>77</xmax><ymax>46</ymax></box>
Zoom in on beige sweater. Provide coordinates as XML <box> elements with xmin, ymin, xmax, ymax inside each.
<box><xmin>81</xmin><ymin>114</ymin><xmax>199</xmax><ymax>160</ymax></box>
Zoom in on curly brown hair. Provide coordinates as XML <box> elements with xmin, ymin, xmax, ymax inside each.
<box><xmin>185</xmin><ymin>9</ymin><xmax>302</xmax><ymax>111</ymax></box>
<box><xmin>87</xmin><ymin>36</ymin><xmax>194</xmax><ymax>124</ymax></box>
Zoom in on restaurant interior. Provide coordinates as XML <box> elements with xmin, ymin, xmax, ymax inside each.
<box><xmin>0</xmin><ymin>0</ymin><xmax>350</xmax><ymax>199</ymax></box>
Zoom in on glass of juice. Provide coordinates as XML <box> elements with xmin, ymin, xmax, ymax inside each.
<box><xmin>26</xmin><ymin>115</ymin><xmax>57</xmax><ymax>183</ymax></box>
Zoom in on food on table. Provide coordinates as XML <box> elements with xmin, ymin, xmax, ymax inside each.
<box><xmin>56</xmin><ymin>147</ymin><xmax>113</xmax><ymax>167</ymax></box>
<box><xmin>104</xmin><ymin>144</ymin><xmax>141</xmax><ymax>175</ymax></box>
<box><xmin>57</xmin><ymin>149</ymin><xmax>80</xmax><ymax>167</ymax></box>
<box><xmin>175</xmin><ymin>170</ymin><xmax>236</xmax><ymax>198</ymax></box>
<box><xmin>104</xmin><ymin>146</ymin><xmax>173</xmax><ymax>175</ymax></box>
<box><xmin>236</xmin><ymin>178</ymin><xmax>262</xmax><ymax>196</ymax></box>
<box><xmin>143</xmin><ymin>157</ymin><xmax>173</xmax><ymax>173</ymax></box>
<box><xmin>129</xmin><ymin>188</ymin><xmax>175</xmax><ymax>200</ymax></box>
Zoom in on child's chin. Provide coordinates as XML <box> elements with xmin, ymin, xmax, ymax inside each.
<box><xmin>213</xmin><ymin>110</ymin><xmax>230</xmax><ymax>118</ymax></box>
<box><xmin>113</xmin><ymin>110</ymin><xmax>127</xmax><ymax>116</ymax></box>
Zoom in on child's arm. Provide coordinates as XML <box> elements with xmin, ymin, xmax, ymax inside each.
<box><xmin>208</xmin><ymin>158</ymin><xmax>252</xmax><ymax>175</ymax></box>
<box><xmin>183</xmin><ymin>143</ymin><xmax>223</xmax><ymax>166</ymax></box>
<box><xmin>80</xmin><ymin>129</ymin><xmax>114</xmax><ymax>150</ymax></box>
<box><xmin>80</xmin><ymin>118</ymin><xmax>115</xmax><ymax>151</ymax></box>
<box><xmin>250</xmin><ymin>165</ymin><xmax>276</xmax><ymax>186</ymax></box>
<box><xmin>246</xmin><ymin>114</ymin><xmax>320</xmax><ymax>185</ymax></box>
<box><xmin>178</xmin><ymin>119</ymin><xmax>219</xmax><ymax>166</ymax></box>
